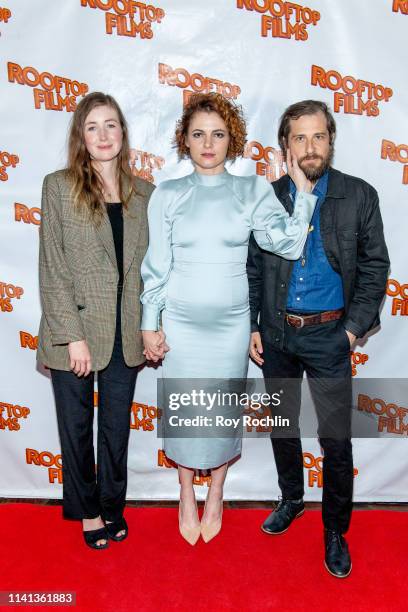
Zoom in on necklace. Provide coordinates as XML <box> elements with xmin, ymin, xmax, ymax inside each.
<box><xmin>104</xmin><ymin>188</ymin><xmax>117</xmax><ymax>203</ymax></box>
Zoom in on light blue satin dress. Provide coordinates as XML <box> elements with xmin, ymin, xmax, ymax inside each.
<box><xmin>141</xmin><ymin>170</ymin><xmax>316</xmax><ymax>469</ymax></box>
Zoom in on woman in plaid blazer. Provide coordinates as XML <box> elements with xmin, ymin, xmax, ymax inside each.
<box><xmin>38</xmin><ymin>92</ymin><xmax>156</xmax><ymax>549</ymax></box>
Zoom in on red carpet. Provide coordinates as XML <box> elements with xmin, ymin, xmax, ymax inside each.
<box><xmin>0</xmin><ymin>504</ymin><xmax>406</xmax><ymax>611</ymax></box>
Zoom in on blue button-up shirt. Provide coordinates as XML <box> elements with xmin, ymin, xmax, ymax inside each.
<box><xmin>286</xmin><ymin>172</ymin><xmax>344</xmax><ymax>312</ymax></box>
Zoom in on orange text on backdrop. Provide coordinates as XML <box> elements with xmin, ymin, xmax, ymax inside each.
<box><xmin>244</xmin><ymin>141</ymin><xmax>285</xmax><ymax>182</ymax></box>
<box><xmin>386</xmin><ymin>279</ymin><xmax>408</xmax><ymax>315</ymax></box>
<box><xmin>358</xmin><ymin>394</ymin><xmax>408</xmax><ymax>435</ymax></box>
<box><xmin>350</xmin><ymin>351</ymin><xmax>369</xmax><ymax>377</ymax></box>
<box><xmin>0</xmin><ymin>402</ymin><xmax>30</xmax><ymax>431</ymax></box>
<box><xmin>7</xmin><ymin>63</ymin><xmax>89</xmax><ymax>112</ymax></box>
<box><xmin>159</xmin><ymin>63</ymin><xmax>241</xmax><ymax>106</ymax></box>
<box><xmin>26</xmin><ymin>449</ymin><xmax>62</xmax><ymax>484</ymax></box>
<box><xmin>80</xmin><ymin>0</ymin><xmax>165</xmax><ymax>39</ymax></box>
<box><xmin>0</xmin><ymin>150</ymin><xmax>19</xmax><ymax>181</ymax></box>
<box><xmin>130</xmin><ymin>402</ymin><xmax>160</xmax><ymax>431</ymax></box>
<box><xmin>381</xmin><ymin>140</ymin><xmax>408</xmax><ymax>184</ymax></box>
<box><xmin>392</xmin><ymin>0</ymin><xmax>408</xmax><ymax>14</ymax></box>
<box><xmin>236</xmin><ymin>0</ymin><xmax>320</xmax><ymax>40</ymax></box>
<box><xmin>14</xmin><ymin>203</ymin><xmax>41</xmax><ymax>225</ymax></box>
<box><xmin>130</xmin><ymin>149</ymin><xmax>165</xmax><ymax>184</ymax></box>
<box><xmin>303</xmin><ymin>452</ymin><xmax>358</xmax><ymax>488</ymax></box>
<box><xmin>311</xmin><ymin>65</ymin><xmax>393</xmax><ymax>117</ymax></box>
<box><xmin>0</xmin><ymin>282</ymin><xmax>24</xmax><ymax>313</ymax></box>
<box><xmin>0</xmin><ymin>6</ymin><xmax>11</xmax><ymax>22</ymax></box>
<box><xmin>158</xmin><ymin>449</ymin><xmax>177</xmax><ymax>469</ymax></box>
<box><xmin>20</xmin><ymin>331</ymin><xmax>38</xmax><ymax>350</ymax></box>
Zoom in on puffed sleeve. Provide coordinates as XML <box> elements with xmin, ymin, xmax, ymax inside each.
<box><xmin>250</xmin><ymin>176</ymin><xmax>317</xmax><ymax>260</ymax></box>
<box><xmin>140</xmin><ymin>182</ymin><xmax>173</xmax><ymax>330</ymax></box>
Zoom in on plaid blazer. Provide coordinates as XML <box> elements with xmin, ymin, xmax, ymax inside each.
<box><xmin>37</xmin><ymin>169</ymin><xmax>154</xmax><ymax>371</ymax></box>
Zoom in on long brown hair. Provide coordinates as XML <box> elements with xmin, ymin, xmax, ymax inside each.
<box><xmin>67</xmin><ymin>92</ymin><xmax>135</xmax><ymax>220</ymax></box>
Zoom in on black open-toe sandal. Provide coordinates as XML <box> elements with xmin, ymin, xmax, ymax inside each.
<box><xmin>105</xmin><ymin>517</ymin><xmax>128</xmax><ymax>542</ymax></box>
<box><xmin>83</xmin><ymin>526</ymin><xmax>109</xmax><ymax>550</ymax></box>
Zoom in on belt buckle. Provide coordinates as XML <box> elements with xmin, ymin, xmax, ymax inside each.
<box><xmin>288</xmin><ymin>314</ymin><xmax>305</xmax><ymax>328</ymax></box>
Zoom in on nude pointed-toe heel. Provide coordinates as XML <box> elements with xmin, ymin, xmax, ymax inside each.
<box><xmin>200</xmin><ymin>501</ymin><xmax>223</xmax><ymax>543</ymax></box>
<box><xmin>178</xmin><ymin>500</ymin><xmax>201</xmax><ymax>546</ymax></box>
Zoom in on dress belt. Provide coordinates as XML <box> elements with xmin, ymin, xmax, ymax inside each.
<box><xmin>285</xmin><ymin>308</ymin><xmax>344</xmax><ymax>328</ymax></box>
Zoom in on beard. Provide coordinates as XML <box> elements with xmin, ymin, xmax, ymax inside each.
<box><xmin>297</xmin><ymin>147</ymin><xmax>334</xmax><ymax>181</ymax></box>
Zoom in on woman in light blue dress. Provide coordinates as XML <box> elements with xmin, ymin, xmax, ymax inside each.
<box><xmin>141</xmin><ymin>93</ymin><xmax>316</xmax><ymax>545</ymax></box>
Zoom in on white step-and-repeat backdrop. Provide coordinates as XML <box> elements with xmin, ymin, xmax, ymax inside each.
<box><xmin>1</xmin><ymin>0</ymin><xmax>407</xmax><ymax>501</ymax></box>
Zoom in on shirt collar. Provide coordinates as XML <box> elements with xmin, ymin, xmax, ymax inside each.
<box><xmin>289</xmin><ymin>170</ymin><xmax>329</xmax><ymax>199</ymax></box>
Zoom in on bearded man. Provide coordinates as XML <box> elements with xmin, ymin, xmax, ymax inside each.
<box><xmin>247</xmin><ymin>100</ymin><xmax>389</xmax><ymax>578</ymax></box>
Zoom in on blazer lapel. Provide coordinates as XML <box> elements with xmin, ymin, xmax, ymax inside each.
<box><xmin>95</xmin><ymin>207</ymin><xmax>117</xmax><ymax>269</ymax></box>
<box><xmin>123</xmin><ymin>192</ymin><xmax>142</xmax><ymax>278</ymax></box>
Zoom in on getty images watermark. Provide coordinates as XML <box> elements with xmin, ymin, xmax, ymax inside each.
<box><xmin>158</xmin><ymin>380</ymin><xmax>290</xmax><ymax>437</ymax></box>
<box><xmin>157</xmin><ymin>377</ymin><xmax>408</xmax><ymax>440</ymax></box>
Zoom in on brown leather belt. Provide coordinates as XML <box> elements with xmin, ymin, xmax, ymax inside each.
<box><xmin>285</xmin><ymin>308</ymin><xmax>344</xmax><ymax>328</ymax></box>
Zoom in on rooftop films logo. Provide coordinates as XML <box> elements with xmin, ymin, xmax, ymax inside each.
<box><xmin>0</xmin><ymin>6</ymin><xmax>11</xmax><ymax>24</ymax></box>
<box><xmin>386</xmin><ymin>279</ymin><xmax>408</xmax><ymax>315</ymax></box>
<box><xmin>303</xmin><ymin>452</ymin><xmax>358</xmax><ymax>488</ymax></box>
<box><xmin>358</xmin><ymin>394</ymin><xmax>408</xmax><ymax>435</ymax></box>
<box><xmin>392</xmin><ymin>0</ymin><xmax>408</xmax><ymax>14</ymax></box>
<box><xmin>26</xmin><ymin>448</ymin><xmax>62</xmax><ymax>484</ymax></box>
<box><xmin>20</xmin><ymin>331</ymin><xmax>38</xmax><ymax>350</ymax></box>
<box><xmin>0</xmin><ymin>150</ymin><xmax>19</xmax><ymax>182</ymax></box>
<box><xmin>7</xmin><ymin>63</ymin><xmax>89</xmax><ymax>112</ymax></box>
<box><xmin>130</xmin><ymin>401</ymin><xmax>160</xmax><ymax>431</ymax></box>
<box><xmin>80</xmin><ymin>0</ymin><xmax>165</xmax><ymax>39</ymax></box>
<box><xmin>311</xmin><ymin>65</ymin><xmax>393</xmax><ymax>117</ymax></box>
<box><xmin>130</xmin><ymin>149</ymin><xmax>165</xmax><ymax>184</ymax></box>
<box><xmin>244</xmin><ymin>141</ymin><xmax>285</xmax><ymax>182</ymax></box>
<box><xmin>159</xmin><ymin>63</ymin><xmax>241</xmax><ymax>107</ymax></box>
<box><xmin>381</xmin><ymin>140</ymin><xmax>408</xmax><ymax>184</ymax></box>
<box><xmin>15</xmin><ymin>202</ymin><xmax>41</xmax><ymax>225</ymax></box>
<box><xmin>0</xmin><ymin>281</ymin><xmax>24</xmax><ymax>313</ymax></box>
<box><xmin>350</xmin><ymin>351</ymin><xmax>369</xmax><ymax>377</ymax></box>
<box><xmin>0</xmin><ymin>402</ymin><xmax>30</xmax><ymax>431</ymax></box>
<box><xmin>236</xmin><ymin>0</ymin><xmax>320</xmax><ymax>41</ymax></box>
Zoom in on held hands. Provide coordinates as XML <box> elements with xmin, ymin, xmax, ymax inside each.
<box><xmin>249</xmin><ymin>332</ymin><xmax>264</xmax><ymax>366</ymax></box>
<box><xmin>142</xmin><ymin>329</ymin><xmax>169</xmax><ymax>363</ymax></box>
<box><xmin>68</xmin><ymin>340</ymin><xmax>92</xmax><ymax>377</ymax></box>
<box><xmin>286</xmin><ymin>149</ymin><xmax>313</xmax><ymax>194</ymax></box>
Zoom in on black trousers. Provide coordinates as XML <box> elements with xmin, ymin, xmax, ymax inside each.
<box><xmin>51</xmin><ymin>295</ymin><xmax>137</xmax><ymax>521</ymax></box>
<box><xmin>262</xmin><ymin>318</ymin><xmax>353</xmax><ymax>534</ymax></box>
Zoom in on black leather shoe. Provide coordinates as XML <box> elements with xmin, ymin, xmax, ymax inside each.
<box><xmin>324</xmin><ymin>530</ymin><xmax>352</xmax><ymax>578</ymax></box>
<box><xmin>261</xmin><ymin>499</ymin><xmax>305</xmax><ymax>535</ymax></box>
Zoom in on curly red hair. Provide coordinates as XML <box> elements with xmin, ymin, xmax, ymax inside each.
<box><xmin>174</xmin><ymin>93</ymin><xmax>247</xmax><ymax>161</ymax></box>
